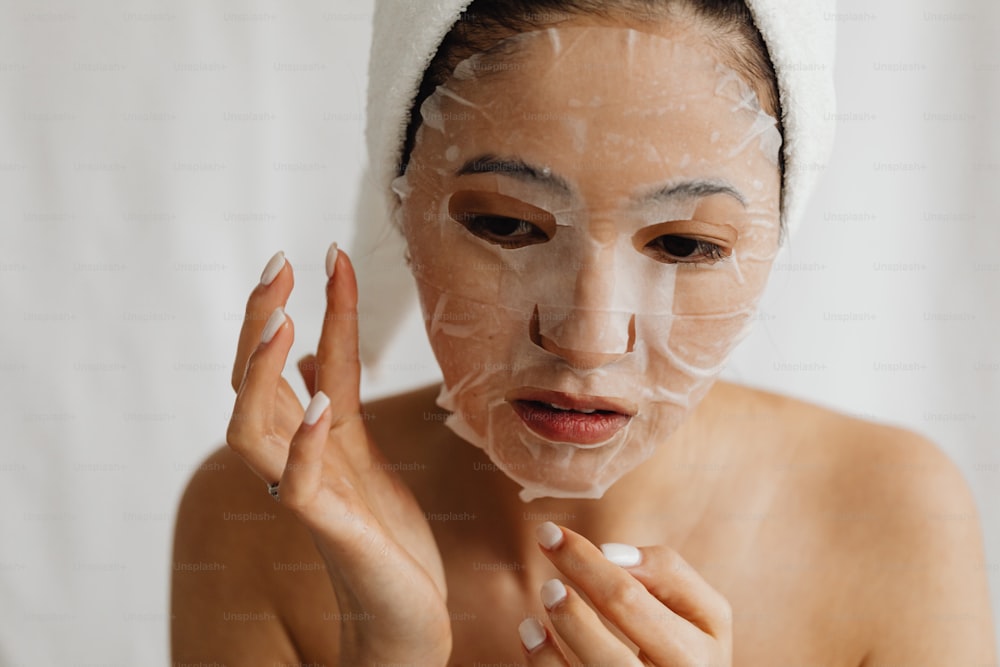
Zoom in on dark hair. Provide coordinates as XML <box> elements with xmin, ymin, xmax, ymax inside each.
<box><xmin>400</xmin><ymin>0</ymin><xmax>783</xmax><ymax>179</ymax></box>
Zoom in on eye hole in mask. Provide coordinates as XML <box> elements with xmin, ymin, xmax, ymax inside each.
<box><xmin>638</xmin><ymin>222</ymin><xmax>736</xmax><ymax>265</ymax></box>
<box><xmin>631</xmin><ymin>201</ymin><xmax>741</xmax><ymax>266</ymax></box>
<box><xmin>643</xmin><ymin>234</ymin><xmax>730</xmax><ymax>264</ymax></box>
<box><xmin>449</xmin><ymin>190</ymin><xmax>557</xmax><ymax>249</ymax></box>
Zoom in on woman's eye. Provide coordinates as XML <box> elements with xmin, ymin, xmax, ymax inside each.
<box><xmin>456</xmin><ymin>213</ymin><xmax>549</xmax><ymax>248</ymax></box>
<box><xmin>644</xmin><ymin>235</ymin><xmax>729</xmax><ymax>264</ymax></box>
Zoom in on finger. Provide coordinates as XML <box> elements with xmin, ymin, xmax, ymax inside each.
<box><xmin>226</xmin><ymin>306</ymin><xmax>297</xmax><ymax>485</ymax></box>
<box><xmin>518</xmin><ymin>618</ymin><xmax>570</xmax><ymax>666</ymax></box>
<box><xmin>535</xmin><ymin>523</ymin><xmax>705</xmax><ymax>664</ymax></box>
<box><xmin>297</xmin><ymin>354</ymin><xmax>318</xmax><ymax>396</ymax></box>
<box><xmin>277</xmin><ymin>391</ymin><xmax>331</xmax><ymax>511</ymax></box>
<box><xmin>231</xmin><ymin>251</ymin><xmax>294</xmax><ymax>391</ymax></box>
<box><xmin>539</xmin><ymin>579</ymin><xmax>642</xmax><ymax>666</ymax></box>
<box><xmin>314</xmin><ymin>243</ymin><xmax>362</xmax><ymax>420</ymax></box>
<box><xmin>625</xmin><ymin>545</ymin><xmax>732</xmax><ymax>639</ymax></box>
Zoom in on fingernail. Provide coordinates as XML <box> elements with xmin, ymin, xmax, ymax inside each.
<box><xmin>259</xmin><ymin>251</ymin><xmax>285</xmax><ymax>286</ymax></box>
<box><xmin>325</xmin><ymin>242</ymin><xmax>339</xmax><ymax>280</ymax></box>
<box><xmin>540</xmin><ymin>578</ymin><xmax>567</xmax><ymax>610</ymax></box>
<box><xmin>261</xmin><ymin>307</ymin><xmax>286</xmax><ymax>344</ymax></box>
<box><xmin>303</xmin><ymin>391</ymin><xmax>330</xmax><ymax>426</ymax></box>
<box><xmin>535</xmin><ymin>521</ymin><xmax>563</xmax><ymax>550</ymax></box>
<box><xmin>517</xmin><ymin>617</ymin><xmax>546</xmax><ymax>651</ymax></box>
<box><xmin>600</xmin><ymin>543</ymin><xmax>642</xmax><ymax>568</ymax></box>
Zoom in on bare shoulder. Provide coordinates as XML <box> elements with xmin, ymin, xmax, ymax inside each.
<box><xmin>722</xmin><ymin>382</ymin><xmax>997</xmax><ymax>664</ymax></box>
<box><xmin>171</xmin><ymin>444</ymin><xmax>339</xmax><ymax>663</ymax></box>
<box><xmin>718</xmin><ymin>380</ymin><xmax>972</xmax><ymax>485</ymax></box>
<box><xmin>726</xmin><ymin>381</ymin><xmax>983</xmax><ymax>539</ymax></box>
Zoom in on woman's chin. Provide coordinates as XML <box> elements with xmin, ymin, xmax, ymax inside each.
<box><xmin>477</xmin><ymin>415</ymin><xmax>650</xmax><ymax>502</ymax></box>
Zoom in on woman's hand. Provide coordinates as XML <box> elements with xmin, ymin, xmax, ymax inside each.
<box><xmin>225</xmin><ymin>246</ymin><xmax>451</xmax><ymax>666</ymax></box>
<box><xmin>518</xmin><ymin>523</ymin><xmax>732</xmax><ymax>666</ymax></box>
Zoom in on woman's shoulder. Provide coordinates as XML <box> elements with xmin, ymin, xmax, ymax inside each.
<box><xmin>174</xmin><ymin>441</ymin><xmax>334</xmax><ymax>582</ymax></box>
<box><xmin>717</xmin><ymin>379</ymin><xmax>951</xmax><ymax>460</ymax></box>
<box><xmin>172</xmin><ymin>443</ymin><xmax>339</xmax><ymax>661</ymax></box>
<box><xmin>719</xmin><ymin>381</ymin><xmax>992</xmax><ymax>659</ymax></box>
<box><xmin>718</xmin><ymin>379</ymin><xmax>975</xmax><ymax>522</ymax></box>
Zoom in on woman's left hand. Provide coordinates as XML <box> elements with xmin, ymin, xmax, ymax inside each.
<box><xmin>519</xmin><ymin>523</ymin><xmax>732</xmax><ymax>666</ymax></box>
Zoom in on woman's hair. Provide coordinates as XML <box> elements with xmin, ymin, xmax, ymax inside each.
<box><xmin>399</xmin><ymin>0</ymin><xmax>783</xmax><ymax>178</ymax></box>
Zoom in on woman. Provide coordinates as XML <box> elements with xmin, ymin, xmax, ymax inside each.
<box><xmin>171</xmin><ymin>0</ymin><xmax>997</xmax><ymax>664</ymax></box>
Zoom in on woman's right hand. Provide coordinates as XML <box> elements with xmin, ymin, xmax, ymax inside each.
<box><xmin>225</xmin><ymin>246</ymin><xmax>451</xmax><ymax>666</ymax></box>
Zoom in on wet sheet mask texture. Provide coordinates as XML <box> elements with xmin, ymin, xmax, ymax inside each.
<box><xmin>393</xmin><ymin>26</ymin><xmax>783</xmax><ymax>502</ymax></box>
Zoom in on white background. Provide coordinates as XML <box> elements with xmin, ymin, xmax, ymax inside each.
<box><xmin>0</xmin><ymin>0</ymin><xmax>997</xmax><ymax>664</ymax></box>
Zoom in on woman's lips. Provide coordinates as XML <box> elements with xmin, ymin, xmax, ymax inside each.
<box><xmin>507</xmin><ymin>389</ymin><xmax>635</xmax><ymax>447</ymax></box>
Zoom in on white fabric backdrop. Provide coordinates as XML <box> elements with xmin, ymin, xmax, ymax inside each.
<box><xmin>0</xmin><ymin>0</ymin><xmax>996</xmax><ymax>663</ymax></box>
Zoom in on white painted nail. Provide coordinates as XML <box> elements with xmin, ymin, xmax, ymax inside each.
<box><xmin>518</xmin><ymin>617</ymin><xmax>546</xmax><ymax>651</ymax></box>
<box><xmin>540</xmin><ymin>578</ymin><xmax>567</xmax><ymax>610</ymax></box>
<box><xmin>535</xmin><ymin>521</ymin><xmax>563</xmax><ymax>550</ymax></box>
<box><xmin>261</xmin><ymin>307</ymin><xmax>286</xmax><ymax>344</ymax></box>
<box><xmin>303</xmin><ymin>391</ymin><xmax>330</xmax><ymax>426</ymax></box>
<box><xmin>600</xmin><ymin>543</ymin><xmax>642</xmax><ymax>568</ymax></box>
<box><xmin>325</xmin><ymin>242</ymin><xmax>339</xmax><ymax>280</ymax></box>
<box><xmin>259</xmin><ymin>251</ymin><xmax>285</xmax><ymax>286</ymax></box>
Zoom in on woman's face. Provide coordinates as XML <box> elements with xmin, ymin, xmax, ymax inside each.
<box><xmin>395</xmin><ymin>24</ymin><xmax>782</xmax><ymax>501</ymax></box>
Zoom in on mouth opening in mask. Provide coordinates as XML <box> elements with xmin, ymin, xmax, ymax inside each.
<box><xmin>507</xmin><ymin>387</ymin><xmax>637</xmax><ymax>448</ymax></box>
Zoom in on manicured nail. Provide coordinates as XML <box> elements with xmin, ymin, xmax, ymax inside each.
<box><xmin>600</xmin><ymin>543</ymin><xmax>642</xmax><ymax>568</ymax></box>
<box><xmin>303</xmin><ymin>391</ymin><xmax>330</xmax><ymax>426</ymax></box>
<box><xmin>325</xmin><ymin>242</ymin><xmax>339</xmax><ymax>280</ymax></box>
<box><xmin>259</xmin><ymin>251</ymin><xmax>285</xmax><ymax>286</ymax></box>
<box><xmin>535</xmin><ymin>522</ymin><xmax>564</xmax><ymax>550</ymax></box>
<box><xmin>261</xmin><ymin>307</ymin><xmax>286</xmax><ymax>344</ymax></box>
<box><xmin>518</xmin><ymin>617</ymin><xmax>546</xmax><ymax>651</ymax></box>
<box><xmin>540</xmin><ymin>578</ymin><xmax>567</xmax><ymax>610</ymax></box>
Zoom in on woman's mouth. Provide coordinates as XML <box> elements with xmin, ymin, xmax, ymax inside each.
<box><xmin>507</xmin><ymin>389</ymin><xmax>634</xmax><ymax>447</ymax></box>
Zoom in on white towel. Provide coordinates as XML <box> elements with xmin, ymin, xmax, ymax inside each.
<box><xmin>353</xmin><ymin>0</ymin><xmax>836</xmax><ymax>368</ymax></box>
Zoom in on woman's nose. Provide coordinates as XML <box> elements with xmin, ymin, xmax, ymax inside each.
<box><xmin>527</xmin><ymin>231</ymin><xmax>642</xmax><ymax>369</ymax></box>
<box><xmin>531</xmin><ymin>305</ymin><xmax>636</xmax><ymax>370</ymax></box>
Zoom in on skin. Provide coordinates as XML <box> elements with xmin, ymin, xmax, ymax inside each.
<box><xmin>171</xmin><ymin>13</ymin><xmax>998</xmax><ymax>667</ymax></box>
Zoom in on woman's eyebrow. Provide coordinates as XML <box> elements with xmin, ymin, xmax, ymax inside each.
<box><xmin>640</xmin><ymin>180</ymin><xmax>748</xmax><ymax>208</ymax></box>
<box><xmin>455</xmin><ymin>156</ymin><xmax>747</xmax><ymax>208</ymax></box>
<box><xmin>455</xmin><ymin>154</ymin><xmax>572</xmax><ymax>195</ymax></box>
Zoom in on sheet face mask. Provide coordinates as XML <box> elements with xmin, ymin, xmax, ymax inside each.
<box><xmin>393</xmin><ymin>26</ymin><xmax>783</xmax><ymax>502</ymax></box>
